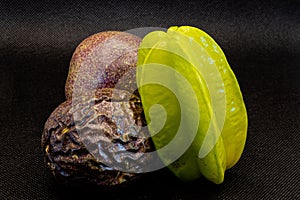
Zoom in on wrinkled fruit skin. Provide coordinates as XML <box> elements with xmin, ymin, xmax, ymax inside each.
<box><xmin>65</xmin><ymin>31</ymin><xmax>141</xmax><ymax>99</ymax></box>
<box><xmin>42</xmin><ymin>31</ymin><xmax>152</xmax><ymax>187</ymax></box>
<box><xmin>41</xmin><ymin>88</ymin><xmax>152</xmax><ymax>186</ymax></box>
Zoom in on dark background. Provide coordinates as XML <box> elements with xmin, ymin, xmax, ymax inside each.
<box><xmin>1</xmin><ymin>0</ymin><xmax>299</xmax><ymax>199</ymax></box>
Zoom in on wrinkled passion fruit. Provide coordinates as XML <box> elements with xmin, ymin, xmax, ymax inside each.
<box><xmin>42</xmin><ymin>31</ymin><xmax>153</xmax><ymax>187</ymax></box>
<box><xmin>41</xmin><ymin>88</ymin><xmax>153</xmax><ymax>186</ymax></box>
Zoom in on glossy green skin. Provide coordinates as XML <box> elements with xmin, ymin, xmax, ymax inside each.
<box><xmin>137</xmin><ymin>26</ymin><xmax>248</xmax><ymax>184</ymax></box>
<box><xmin>172</xmin><ymin>26</ymin><xmax>248</xmax><ymax>169</ymax></box>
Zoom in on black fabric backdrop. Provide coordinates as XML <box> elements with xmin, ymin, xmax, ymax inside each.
<box><xmin>0</xmin><ymin>0</ymin><xmax>299</xmax><ymax>199</ymax></box>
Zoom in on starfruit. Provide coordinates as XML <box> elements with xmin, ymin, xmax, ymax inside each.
<box><xmin>136</xmin><ymin>26</ymin><xmax>248</xmax><ymax>184</ymax></box>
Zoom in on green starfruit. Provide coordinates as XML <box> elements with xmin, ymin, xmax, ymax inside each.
<box><xmin>136</xmin><ymin>26</ymin><xmax>248</xmax><ymax>184</ymax></box>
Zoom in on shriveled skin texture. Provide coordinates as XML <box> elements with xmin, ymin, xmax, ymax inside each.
<box><xmin>41</xmin><ymin>88</ymin><xmax>152</xmax><ymax>186</ymax></box>
<box><xmin>65</xmin><ymin>31</ymin><xmax>142</xmax><ymax>99</ymax></box>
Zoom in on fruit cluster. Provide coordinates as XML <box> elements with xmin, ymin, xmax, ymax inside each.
<box><xmin>41</xmin><ymin>26</ymin><xmax>248</xmax><ymax>186</ymax></box>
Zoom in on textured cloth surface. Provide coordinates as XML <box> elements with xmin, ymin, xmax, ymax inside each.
<box><xmin>0</xmin><ymin>0</ymin><xmax>299</xmax><ymax>199</ymax></box>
